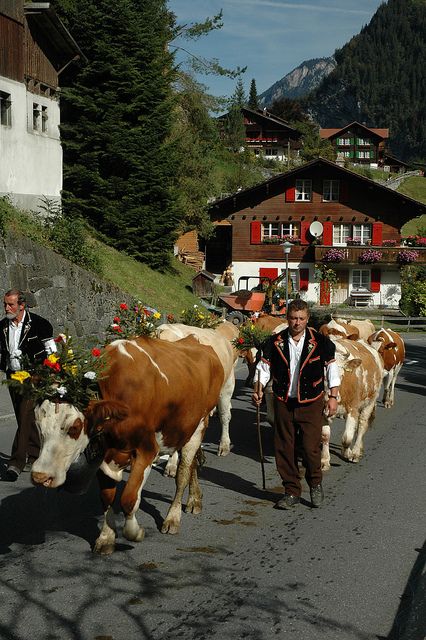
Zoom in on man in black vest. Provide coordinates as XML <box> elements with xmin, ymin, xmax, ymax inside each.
<box><xmin>0</xmin><ymin>289</ymin><xmax>56</xmax><ymax>481</ymax></box>
<box><xmin>252</xmin><ymin>299</ymin><xmax>340</xmax><ymax>509</ymax></box>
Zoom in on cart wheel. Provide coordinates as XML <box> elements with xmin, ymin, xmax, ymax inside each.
<box><xmin>226</xmin><ymin>310</ymin><xmax>245</xmax><ymax>326</ymax></box>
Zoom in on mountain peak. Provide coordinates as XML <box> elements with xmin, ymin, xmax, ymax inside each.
<box><xmin>259</xmin><ymin>57</ymin><xmax>336</xmax><ymax>105</ymax></box>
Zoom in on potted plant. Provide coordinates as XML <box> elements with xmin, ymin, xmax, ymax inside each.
<box><xmin>322</xmin><ymin>248</ymin><xmax>346</xmax><ymax>263</ymax></box>
<box><xmin>358</xmin><ymin>248</ymin><xmax>383</xmax><ymax>264</ymax></box>
<box><xmin>397</xmin><ymin>249</ymin><xmax>420</xmax><ymax>265</ymax></box>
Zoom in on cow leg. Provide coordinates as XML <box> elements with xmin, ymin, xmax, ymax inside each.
<box><xmin>321</xmin><ymin>423</ymin><xmax>331</xmax><ymax>471</ymax></box>
<box><xmin>341</xmin><ymin>413</ymin><xmax>358</xmax><ymax>462</ymax></box>
<box><xmin>164</xmin><ymin>451</ymin><xmax>179</xmax><ymax>477</ymax></box>
<box><xmin>381</xmin><ymin>370</ymin><xmax>392</xmax><ymax>407</ymax></box>
<box><xmin>161</xmin><ymin>418</ymin><xmax>206</xmax><ymax>535</ymax></box>
<box><xmin>94</xmin><ymin>471</ymin><xmax>118</xmax><ymax>555</ymax></box>
<box><xmin>350</xmin><ymin>404</ymin><xmax>376</xmax><ymax>462</ymax></box>
<box><xmin>217</xmin><ymin>370</ymin><xmax>235</xmax><ymax>456</ymax></box>
<box><xmin>185</xmin><ymin>454</ymin><xmax>203</xmax><ymax>514</ymax></box>
<box><xmin>384</xmin><ymin>364</ymin><xmax>401</xmax><ymax>408</ymax></box>
<box><xmin>121</xmin><ymin>452</ymin><xmax>154</xmax><ymax>543</ymax></box>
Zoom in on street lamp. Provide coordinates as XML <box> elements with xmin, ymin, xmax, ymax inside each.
<box><xmin>281</xmin><ymin>241</ymin><xmax>293</xmax><ymax>312</ymax></box>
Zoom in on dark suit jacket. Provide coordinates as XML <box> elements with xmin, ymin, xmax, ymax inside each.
<box><xmin>261</xmin><ymin>326</ymin><xmax>336</xmax><ymax>404</ymax></box>
<box><xmin>0</xmin><ymin>310</ymin><xmax>54</xmax><ymax>372</ymax></box>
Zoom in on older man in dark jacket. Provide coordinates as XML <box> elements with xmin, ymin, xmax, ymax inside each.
<box><xmin>252</xmin><ymin>299</ymin><xmax>340</xmax><ymax>509</ymax></box>
<box><xmin>0</xmin><ymin>289</ymin><xmax>56</xmax><ymax>480</ymax></box>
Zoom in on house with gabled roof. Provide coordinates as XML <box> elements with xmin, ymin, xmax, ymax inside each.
<box><xmin>206</xmin><ymin>158</ymin><xmax>426</xmax><ymax>308</ymax></box>
<box><xmin>0</xmin><ymin>1</ymin><xmax>84</xmax><ymax>212</ymax></box>
<box><xmin>219</xmin><ymin>106</ymin><xmax>302</xmax><ymax>163</ymax></box>
<box><xmin>320</xmin><ymin>122</ymin><xmax>389</xmax><ymax>167</ymax></box>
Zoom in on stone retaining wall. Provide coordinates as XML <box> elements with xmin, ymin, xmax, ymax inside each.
<box><xmin>0</xmin><ymin>231</ymin><xmax>132</xmax><ymax>343</ymax></box>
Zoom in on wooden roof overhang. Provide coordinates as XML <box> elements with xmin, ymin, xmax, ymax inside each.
<box><xmin>320</xmin><ymin>121</ymin><xmax>389</xmax><ymax>141</ymax></box>
<box><xmin>24</xmin><ymin>2</ymin><xmax>86</xmax><ymax>73</ymax></box>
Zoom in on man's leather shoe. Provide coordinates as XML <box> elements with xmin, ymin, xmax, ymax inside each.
<box><xmin>310</xmin><ymin>484</ymin><xmax>324</xmax><ymax>508</ymax></box>
<box><xmin>5</xmin><ymin>467</ymin><xmax>20</xmax><ymax>482</ymax></box>
<box><xmin>275</xmin><ymin>494</ymin><xmax>300</xmax><ymax>509</ymax></box>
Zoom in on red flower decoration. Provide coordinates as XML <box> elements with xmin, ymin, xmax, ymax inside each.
<box><xmin>91</xmin><ymin>348</ymin><xmax>101</xmax><ymax>357</ymax></box>
<box><xmin>43</xmin><ymin>359</ymin><xmax>61</xmax><ymax>372</ymax></box>
<box><xmin>113</xmin><ymin>316</ymin><xmax>120</xmax><ymax>323</ymax></box>
<box><xmin>113</xmin><ymin>326</ymin><xmax>123</xmax><ymax>333</ymax></box>
<box><xmin>238</xmin><ymin>337</ymin><xmax>244</xmax><ymax>344</ymax></box>
<box><xmin>143</xmin><ymin>309</ymin><xmax>152</xmax><ymax>316</ymax></box>
<box><xmin>119</xmin><ymin>303</ymin><xmax>128</xmax><ymax>310</ymax></box>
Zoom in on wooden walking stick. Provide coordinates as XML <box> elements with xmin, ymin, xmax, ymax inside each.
<box><xmin>256</xmin><ymin>370</ymin><xmax>266</xmax><ymax>491</ymax></box>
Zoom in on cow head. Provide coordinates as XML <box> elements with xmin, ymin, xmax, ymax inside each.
<box><xmin>31</xmin><ymin>400</ymin><xmax>88</xmax><ymax>488</ymax></box>
<box><xmin>367</xmin><ymin>331</ymin><xmax>397</xmax><ymax>355</ymax></box>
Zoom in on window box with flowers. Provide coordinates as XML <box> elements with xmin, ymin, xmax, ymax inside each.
<box><xmin>346</xmin><ymin>238</ymin><xmax>362</xmax><ymax>246</ymax></box>
<box><xmin>382</xmin><ymin>239</ymin><xmax>398</xmax><ymax>247</ymax></box>
<box><xmin>358</xmin><ymin>249</ymin><xmax>383</xmax><ymax>264</ymax></box>
<box><xmin>402</xmin><ymin>235</ymin><xmax>426</xmax><ymax>247</ymax></box>
<box><xmin>262</xmin><ymin>234</ymin><xmax>300</xmax><ymax>245</ymax></box>
<box><xmin>397</xmin><ymin>249</ymin><xmax>420</xmax><ymax>265</ymax></box>
<box><xmin>322</xmin><ymin>248</ymin><xmax>346</xmax><ymax>263</ymax></box>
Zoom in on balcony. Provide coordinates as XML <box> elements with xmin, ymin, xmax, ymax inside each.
<box><xmin>314</xmin><ymin>246</ymin><xmax>426</xmax><ymax>265</ymax></box>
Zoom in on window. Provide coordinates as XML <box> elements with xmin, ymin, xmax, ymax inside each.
<box><xmin>357</xmin><ymin>138</ymin><xmax>370</xmax><ymax>146</ymax></box>
<box><xmin>338</xmin><ymin>137</ymin><xmax>350</xmax><ymax>145</ymax></box>
<box><xmin>265</xmin><ymin>148</ymin><xmax>278</xmax><ymax>157</ymax></box>
<box><xmin>323</xmin><ymin>180</ymin><xmax>340</xmax><ymax>202</ymax></box>
<box><xmin>41</xmin><ymin>105</ymin><xmax>48</xmax><ymax>133</ymax></box>
<box><xmin>353</xmin><ymin>224</ymin><xmax>371</xmax><ymax>244</ymax></box>
<box><xmin>352</xmin><ymin>269</ymin><xmax>370</xmax><ymax>290</ymax></box>
<box><xmin>333</xmin><ymin>223</ymin><xmax>372</xmax><ymax>245</ymax></box>
<box><xmin>333</xmin><ymin>224</ymin><xmax>351</xmax><ymax>245</ymax></box>
<box><xmin>262</xmin><ymin>222</ymin><xmax>299</xmax><ymax>240</ymax></box>
<box><xmin>295</xmin><ymin>179</ymin><xmax>312</xmax><ymax>201</ymax></box>
<box><xmin>357</xmin><ymin>150</ymin><xmax>371</xmax><ymax>159</ymax></box>
<box><xmin>33</xmin><ymin>103</ymin><xmax>40</xmax><ymax>130</ymax></box>
<box><xmin>342</xmin><ymin>150</ymin><xmax>350</xmax><ymax>157</ymax></box>
<box><xmin>0</xmin><ymin>91</ymin><xmax>11</xmax><ymax>126</ymax></box>
<box><xmin>279</xmin><ymin>268</ymin><xmax>299</xmax><ymax>292</ymax></box>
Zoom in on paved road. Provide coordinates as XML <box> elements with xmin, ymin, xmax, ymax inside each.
<box><xmin>0</xmin><ymin>335</ymin><xmax>425</xmax><ymax>640</ymax></box>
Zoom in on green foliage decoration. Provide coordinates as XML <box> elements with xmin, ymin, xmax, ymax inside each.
<box><xmin>178</xmin><ymin>304</ymin><xmax>221</xmax><ymax>328</ymax></box>
<box><xmin>105</xmin><ymin>302</ymin><xmax>162</xmax><ymax>342</ymax></box>
<box><xmin>233</xmin><ymin>322</ymin><xmax>271</xmax><ymax>352</ymax></box>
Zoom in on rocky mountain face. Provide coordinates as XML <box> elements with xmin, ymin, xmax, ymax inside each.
<box><xmin>259</xmin><ymin>57</ymin><xmax>336</xmax><ymax>105</ymax></box>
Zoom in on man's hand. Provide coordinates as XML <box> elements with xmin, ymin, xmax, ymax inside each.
<box><xmin>326</xmin><ymin>396</ymin><xmax>338</xmax><ymax>417</ymax></box>
<box><xmin>252</xmin><ymin>383</ymin><xmax>263</xmax><ymax>406</ymax></box>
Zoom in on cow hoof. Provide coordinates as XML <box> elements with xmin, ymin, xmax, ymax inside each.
<box><xmin>185</xmin><ymin>499</ymin><xmax>202</xmax><ymax>514</ymax></box>
<box><xmin>93</xmin><ymin>539</ymin><xmax>116</xmax><ymax>555</ymax></box>
<box><xmin>218</xmin><ymin>443</ymin><xmax>230</xmax><ymax>457</ymax></box>
<box><xmin>164</xmin><ymin>464</ymin><xmax>177</xmax><ymax>478</ymax></box>
<box><xmin>321</xmin><ymin>461</ymin><xmax>331</xmax><ymax>472</ymax></box>
<box><xmin>123</xmin><ymin>524</ymin><xmax>145</xmax><ymax>543</ymax></box>
<box><xmin>161</xmin><ymin>519</ymin><xmax>180</xmax><ymax>535</ymax></box>
<box><xmin>384</xmin><ymin>401</ymin><xmax>393</xmax><ymax>409</ymax></box>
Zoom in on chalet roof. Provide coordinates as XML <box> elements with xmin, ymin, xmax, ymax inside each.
<box><xmin>208</xmin><ymin>157</ymin><xmax>426</xmax><ymax>223</ymax></box>
<box><xmin>219</xmin><ymin>106</ymin><xmax>300</xmax><ymax>137</ymax></box>
<box><xmin>320</xmin><ymin>121</ymin><xmax>389</xmax><ymax>140</ymax></box>
<box><xmin>24</xmin><ymin>2</ymin><xmax>86</xmax><ymax>71</ymax></box>
<box><xmin>382</xmin><ymin>153</ymin><xmax>412</xmax><ymax>168</ymax></box>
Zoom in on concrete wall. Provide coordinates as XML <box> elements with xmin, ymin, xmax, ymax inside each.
<box><xmin>0</xmin><ymin>231</ymin><xmax>132</xmax><ymax>343</ymax></box>
<box><xmin>0</xmin><ymin>76</ymin><xmax>62</xmax><ymax>212</ymax></box>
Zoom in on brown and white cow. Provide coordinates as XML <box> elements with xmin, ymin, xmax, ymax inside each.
<box><xmin>321</xmin><ymin>336</ymin><xmax>384</xmax><ymax>468</ymax></box>
<box><xmin>367</xmin><ymin>328</ymin><xmax>405</xmax><ymax>408</ymax></box>
<box><xmin>156</xmin><ymin>322</ymin><xmax>237</xmax><ymax>461</ymax></box>
<box><xmin>31</xmin><ymin>335</ymin><xmax>224</xmax><ymax>555</ymax></box>
<box><xmin>319</xmin><ymin>318</ymin><xmax>360</xmax><ymax>340</ymax></box>
<box><xmin>333</xmin><ymin>317</ymin><xmax>376</xmax><ymax>341</ymax></box>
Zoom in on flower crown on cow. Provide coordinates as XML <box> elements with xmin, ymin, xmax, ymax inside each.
<box><xmin>105</xmin><ymin>301</ymin><xmax>162</xmax><ymax>341</ymax></box>
<box><xmin>4</xmin><ymin>335</ymin><xmax>105</xmax><ymax>410</ymax></box>
<box><xmin>233</xmin><ymin>322</ymin><xmax>271</xmax><ymax>352</ymax></box>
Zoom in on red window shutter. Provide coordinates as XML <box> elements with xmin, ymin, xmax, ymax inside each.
<box><xmin>285</xmin><ymin>186</ymin><xmax>295</xmax><ymax>202</ymax></box>
<box><xmin>370</xmin><ymin>268</ymin><xmax>381</xmax><ymax>292</ymax></box>
<box><xmin>250</xmin><ymin>221</ymin><xmax>262</xmax><ymax>244</ymax></box>
<box><xmin>322</xmin><ymin>221</ymin><xmax>333</xmax><ymax>245</ymax></box>
<box><xmin>259</xmin><ymin>267</ymin><xmax>278</xmax><ymax>285</ymax></box>
<box><xmin>372</xmin><ymin>222</ymin><xmax>383</xmax><ymax>246</ymax></box>
<box><xmin>340</xmin><ymin>181</ymin><xmax>349</xmax><ymax>202</ymax></box>
<box><xmin>300</xmin><ymin>221</ymin><xmax>311</xmax><ymax>245</ymax></box>
<box><xmin>299</xmin><ymin>268</ymin><xmax>309</xmax><ymax>291</ymax></box>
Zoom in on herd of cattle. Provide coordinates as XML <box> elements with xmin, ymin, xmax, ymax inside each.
<box><xmin>30</xmin><ymin>314</ymin><xmax>405</xmax><ymax>554</ymax></box>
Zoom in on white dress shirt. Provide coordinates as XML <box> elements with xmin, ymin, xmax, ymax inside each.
<box><xmin>7</xmin><ymin>312</ymin><xmax>25</xmax><ymax>372</ymax></box>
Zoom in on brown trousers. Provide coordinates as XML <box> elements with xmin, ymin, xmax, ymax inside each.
<box><xmin>273</xmin><ymin>395</ymin><xmax>324</xmax><ymax>497</ymax></box>
<box><xmin>8</xmin><ymin>384</ymin><xmax>40</xmax><ymax>471</ymax></box>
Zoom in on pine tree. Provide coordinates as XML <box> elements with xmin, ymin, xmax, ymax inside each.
<box><xmin>53</xmin><ymin>0</ymin><xmax>180</xmax><ymax>270</ymax></box>
<box><xmin>248</xmin><ymin>79</ymin><xmax>259</xmax><ymax>110</ymax></box>
<box><xmin>231</xmin><ymin>78</ymin><xmax>247</xmax><ymax>108</ymax></box>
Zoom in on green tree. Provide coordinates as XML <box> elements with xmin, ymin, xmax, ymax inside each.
<box><xmin>248</xmin><ymin>79</ymin><xmax>259</xmax><ymax>110</ymax></box>
<box><xmin>53</xmin><ymin>0</ymin><xmax>180</xmax><ymax>270</ymax></box>
<box><xmin>269</xmin><ymin>97</ymin><xmax>309</xmax><ymax>124</ymax></box>
<box><xmin>296</xmin><ymin>122</ymin><xmax>336</xmax><ymax>162</ymax></box>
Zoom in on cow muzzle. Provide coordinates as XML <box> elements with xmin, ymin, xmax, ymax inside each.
<box><xmin>31</xmin><ymin>471</ymin><xmax>56</xmax><ymax>488</ymax></box>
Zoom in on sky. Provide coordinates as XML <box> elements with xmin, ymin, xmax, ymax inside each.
<box><xmin>168</xmin><ymin>0</ymin><xmax>385</xmax><ymax>101</ymax></box>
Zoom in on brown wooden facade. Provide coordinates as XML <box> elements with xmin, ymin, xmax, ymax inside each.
<box><xmin>207</xmin><ymin>158</ymin><xmax>426</xmax><ymax>302</ymax></box>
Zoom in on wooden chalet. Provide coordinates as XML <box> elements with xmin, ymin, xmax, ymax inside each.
<box><xmin>0</xmin><ymin>1</ymin><xmax>84</xmax><ymax>212</ymax></box>
<box><xmin>320</xmin><ymin>122</ymin><xmax>389</xmax><ymax>166</ymax></box>
<box><xmin>219</xmin><ymin>107</ymin><xmax>302</xmax><ymax>162</ymax></box>
<box><xmin>207</xmin><ymin>158</ymin><xmax>426</xmax><ymax>308</ymax></box>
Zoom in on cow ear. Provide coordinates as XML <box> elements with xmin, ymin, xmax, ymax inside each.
<box><xmin>384</xmin><ymin>342</ymin><xmax>397</xmax><ymax>350</ymax></box>
<box><xmin>68</xmin><ymin>418</ymin><xmax>84</xmax><ymax>440</ymax></box>
<box><xmin>344</xmin><ymin>358</ymin><xmax>362</xmax><ymax>371</ymax></box>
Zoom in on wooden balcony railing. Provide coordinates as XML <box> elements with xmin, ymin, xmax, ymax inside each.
<box><xmin>314</xmin><ymin>246</ymin><xmax>426</xmax><ymax>265</ymax></box>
